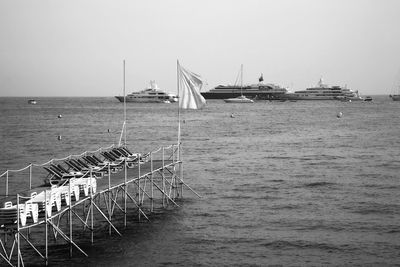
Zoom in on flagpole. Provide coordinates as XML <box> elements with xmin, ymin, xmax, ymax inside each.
<box><xmin>177</xmin><ymin>60</ymin><xmax>181</xmax><ymax>161</ymax></box>
<box><xmin>123</xmin><ymin>60</ymin><xmax>126</xmax><ymax>146</ymax></box>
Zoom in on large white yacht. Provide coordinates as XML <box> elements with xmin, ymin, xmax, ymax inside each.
<box><xmin>286</xmin><ymin>78</ymin><xmax>363</xmax><ymax>101</ymax></box>
<box><xmin>201</xmin><ymin>67</ymin><xmax>287</xmax><ymax>101</ymax></box>
<box><xmin>115</xmin><ymin>81</ymin><xmax>178</xmax><ymax>103</ymax></box>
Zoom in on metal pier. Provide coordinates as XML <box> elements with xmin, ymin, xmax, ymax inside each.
<box><xmin>0</xmin><ymin>144</ymin><xmax>187</xmax><ymax>266</ymax></box>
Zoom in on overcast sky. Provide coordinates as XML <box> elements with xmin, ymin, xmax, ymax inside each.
<box><xmin>1</xmin><ymin>0</ymin><xmax>400</xmax><ymax>97</ymax></box>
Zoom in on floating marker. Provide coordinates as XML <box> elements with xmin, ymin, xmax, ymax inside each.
<box><xmin>58</xmin><ymin>114</ymin><xmax>62</xmax><ymax>118</ymax></box>
<box><xmin>337</xmin><ymin>112</ymin><xmax>343</xmax><ymax>118</ymax></box>
<box><xmin>57</xmin><ymin>135</ymin><xmax>62</xmax><ymax>141</ymax></box>
<box><xmin>230</xmin><ymin>113</ymin><xmax>235</xmax><ymax>118</ymax></box>
<box><xmin>107</xmin><ymin>129</ymin><xmax>110</xmax><ymax>133</ymax></box>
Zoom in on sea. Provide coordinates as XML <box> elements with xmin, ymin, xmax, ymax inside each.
<box><xmin>0</xmin><ymin>96</ymin><xmax>400</xmax><ymax>266</ymax></box>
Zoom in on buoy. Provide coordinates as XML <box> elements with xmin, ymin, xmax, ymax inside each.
<box><xmin>230</xmin><ymin>113</ymin><xmax>235</xmax><ymax>118</ymax></box>
<box><xmin>337</xmin><ymin>112</ymin><xmax>343</xmax><ymax>118</ymax></box>
<box><xmin>58</xmin><ymin>114</ymin><xmax>62</xmax><ymax>118</ymax></box>
<box><xmin>57</xmin><ymin>135</ymin><xmax>62</xmax><ymax>140</ymax></box>
<box><xmin>107</xmin><ymin>129</ymin><xmax>110</xmax><ymax>133</ymax></box>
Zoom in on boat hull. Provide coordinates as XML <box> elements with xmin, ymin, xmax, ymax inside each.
<box><xmin>390</xmin><ymin>95</ymin><xmax>400</xmax><ymax>101</ymax></box>
<box><xmin>201</xmin><ymin>92</ymin><xmax>286</xmax><ymax>100</ymax></box>
<box><xmin>285</xmin><ymin>94</ymin><xmax>336</xmax><ymax>100</ymax></box>
<box><xmin>223</xmin><ymin>99</ymin><xmax>254</xmax><ymax>103</ymax></box>
<box><xmin>115</xmin><ymin>96</ymin><xmax>174</xmax><ymax>103</ymax></box>
<box><xmin>284</xmin><ymin>94</ymin><xmax>364</xmax><ymax>101</ymax></box>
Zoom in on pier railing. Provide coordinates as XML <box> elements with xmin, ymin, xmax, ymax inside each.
<box><xmin>0</xmin><ymin>144</ymin><xmax>179</xmax><ymax>198</ymax></box>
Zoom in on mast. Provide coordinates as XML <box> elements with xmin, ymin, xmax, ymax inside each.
<box><xmin>123</xmin><ymin>60</ymin><xmax>126</xmax><ymax>146</ymax></box>
<box><xmin>177</xmin><ymin>60</ymin><xmax>181</xmax><ymax>160</ymax></box>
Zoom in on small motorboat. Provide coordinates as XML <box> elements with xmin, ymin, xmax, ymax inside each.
<box><xmin>364</xmin><ymin>96</ymin><xmax>373</xmax><ymax>102</ymax></box>
<box><xmin>28</xmin><ymin>99</ymin><xmax>37</xmax><ymax>105</ymax></box>
<box><xmin>223</xmin><ymin>95</ymin><xmax>254</xmax><ymax>103</ymax></box>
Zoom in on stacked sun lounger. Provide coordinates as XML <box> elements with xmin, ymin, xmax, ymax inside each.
<box><xmin>0</xmin><ymin>200</ymin><xmax>39</xmax><ymax>227</ymax></box>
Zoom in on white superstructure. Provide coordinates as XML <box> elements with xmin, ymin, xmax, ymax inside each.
<box><xmin>115</xmin><ymin>81</ymin><xmax>178</xmax><ymax>103</ymax></box>
<box><xmin>286</xmin><ymin>78</ymin><xmax>363</xmax><ymax>101</ymax></box>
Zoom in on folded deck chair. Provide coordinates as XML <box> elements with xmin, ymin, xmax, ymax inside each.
<box><xmin>50</xmin><ymin>164</ymin><xmax>82</xmax><ymax>178</ymax></box>
<box><xmin>92</xmin><ymin>155</ymin><xmax>107</xmax><ymax>165</ymax></box>
<box><xmin>111</xmin><ymin>148</ymin><xmax>126</xmax><ymax>158</ymax></box>
<box><xmin>108</xmin><ymin>150</ymin><xmax>139</xmax><ymax>166</ymax></box>
<box><xmin>102</xmin><ymin>151</ymin><xmax>125</xmax><ymax>165</ymax></box>
<box><xmin>83</xmin><ymin>156</ymin><xmax>99</xmax><ymax>166</ymax></box>
<box><xmin>109</xmin><ymin>150</ymin><xmax>124</xmax><ymax>159</ymax></box>
<box><xmin>43</xmin><ymin>166</ymin><xmax>76</xmax><ymax>186</ymax></box>
<box><xmin>90</xmin><ymin>155</ymin><xmax>121</xmax><ymax>173</ymax></box>
<box><xmin>113</xmin><ymin>148</ymin><xmax>140</xmax><ymax>161</ymax></box>
<box><xmin>65</xmin><ymin>159</ymin><xmax>84</xmax><ymax>172</ymax></box>
<box><xmin>70</xmin><ymin>158</ymin><xmax>89</xmax><ymax>170</ymax></box>
<box><xmin>113</xmin><ymin>147</ymin><xmax>128</xmax><ymax>157</ymax></box>
<box><xmin>121</xmin><ymin>147</ymin><xmax>135</xmax><ymax>156</ymax></box>
<box><xmin>50</xmin><ymin>164</ymin><xmax>64</xmax><ymax>173</ymax></box>
<box><xmin>65</xmin><ymin>159</ymin><xmax>91</xmax><ymax>175</ymax></box>
<box><xmin>118</xmin><ymin>147</ymin><xmax>147</xmax><ymax>162</ymax></box>
<box><xmin>55</xmin><ymin>164</ymin><xmax>71</xmax><ymax>174</ymax></box>
<box><xmin>86</xmin><ymin>156</ymin><xmax>110</xmax><ymax>173</ymax></box>
<box><xmin>101</xmin><ymin>151</ymin><xmax>118</xmax><ymax>162</ymax></box>
<box><xmin>79</xmin><ymin>158</ymin><xmax>108</xmax><ymax>177</ymax></box>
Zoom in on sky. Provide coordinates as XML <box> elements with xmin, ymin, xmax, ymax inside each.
<box><xmin>0</xmin><ymin>0</ymin><xmax>400</xmax><ymax>97</ymax></box>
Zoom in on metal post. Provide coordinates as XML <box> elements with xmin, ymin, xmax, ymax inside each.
<box><xmin>45</xmin><ymin>189</ymin><xmax>48</xmax><ymax>266</ymax></box>
<box><xmin>69</xmin><ymin>180</ymin><xmax>72</xmax><ymax>257</ymax></box>
<box><xmin>29</xmin><ymin>164</ymin><xmax>32</xmax><ymax>190</ymax></box>
<box><xmin>5</xmin><ymin>171</ymin><xmax>8</xmax><ymax>197</ymax></box>
<box><xmin>180</xmin><ymin>143</ymin><xmax>183</xmax><ymax>198</ymax></box>
<box><xmin>138</xmin><ymin>154</ymin><xmax>141</xmax><ymax>221</ymax></box>
<box><xmin>150</xmin><ymin>152</ymin><xmax>153</xmax><ymax>212</ymax></box>
<box><xmin>172</xmin><ymin>145</ymin><xmax>175</xmax><ymax>163</ymax></box>
<box><xmin>17</xmin><ymin>194</ymin><xmax>20</xmax><ymax>267</ymax></box>
<box><xmin>162</xmin><ymin>147</ymin><xmax>165</xmax><ymax>207</ymax></box>
<box><xmin>108</xmin><ymin>163</ymin><xmax>111</xmax><ymax>235</ymax></box>
<box><xmin>90</xmin><ymin>170</ymin><xmax>94</xmax><ymax>244</ymax></box>
<box><xmin>124</xmin><ymin>158</ymin><xmax>127</xmax><ymax>227</ymax></box>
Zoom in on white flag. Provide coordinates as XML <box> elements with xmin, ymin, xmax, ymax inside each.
<box><xmin>178</xmin><ymin>62</ymin><xmax>206</xmax><ymax>109</ymax></box>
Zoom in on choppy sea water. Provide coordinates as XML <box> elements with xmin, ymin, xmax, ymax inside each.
<box><xmin>1</xmin><ymin>96</ymin><xmax>400</xmax><ymax>266</ymax></box>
